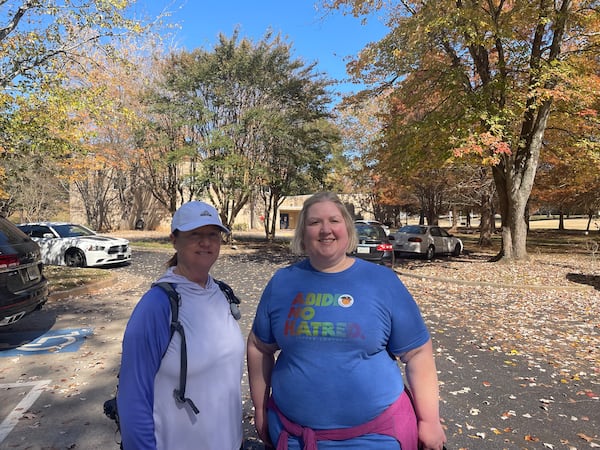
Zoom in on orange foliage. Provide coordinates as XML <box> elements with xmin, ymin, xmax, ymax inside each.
<box><xmin>453</xmin><ymin>132</ymin><xmax>512</xmax><ymax>166</ymax></box>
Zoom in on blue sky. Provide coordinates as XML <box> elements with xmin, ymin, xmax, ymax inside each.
<box><xmin>134</xmin><ymin>1</ymin><xmax>388</xmax><ymax>98</ymax></box>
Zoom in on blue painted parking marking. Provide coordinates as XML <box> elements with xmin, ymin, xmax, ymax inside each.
<box><xmin>0</xmin><ymin>328</ymin><xmax>93</xmax><ymax>356</ymax></box>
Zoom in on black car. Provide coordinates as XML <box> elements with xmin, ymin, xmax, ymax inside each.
<box><xmin>0</xmin><ymin>217</ymin><xmax>49</xmax><ymax>326</ymax></box>
<box><xmin>350</xmin><ymin>222</ymin><xmax>395</xmax><ymax>268</ymax></box>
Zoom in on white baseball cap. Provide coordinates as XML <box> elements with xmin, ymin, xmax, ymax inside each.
<box><xmin>171</xmin><ymin>201</ymin><xmax>230</xmax><ymax>234</ymax></box>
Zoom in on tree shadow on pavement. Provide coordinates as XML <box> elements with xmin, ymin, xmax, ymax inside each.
<box><xmin>566</xmin><ymin>273</ymin><xmax>600</xmax><ymax>290</ymax></box>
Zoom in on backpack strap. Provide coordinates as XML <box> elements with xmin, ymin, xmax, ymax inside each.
<box><xmin>150</xmin><ymin>280</ymin><xmax>241</xmax><ymax>416</ymax></box>
<box><xmin>153</xmin><ymin>282</ymin><xmax>199</xmax><ymax>415</ymax></box>
<box><xmin>214</xmin><ymin>279</ymin><xmax>242</xmax><ymax>320</ymax></box>
<box><xmin>105</xmin><ymin>279</ymin><xmax>242</xmax><ymax>439</ymax></box>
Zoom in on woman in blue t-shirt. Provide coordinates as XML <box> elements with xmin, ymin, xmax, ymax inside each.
<box><xmin>247</xmin><ymin>192</ymin><xmax>446</xmax><ymax>450</ymax></box>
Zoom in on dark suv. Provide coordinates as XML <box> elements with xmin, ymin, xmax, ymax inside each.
<box><xmin>351</xmin><ymin>222</ymin><xmax>395</xmax><ymax>268</ymax></box>
<box><xmin>0</xmin><ymin>216</ymin><xmax>48</xmax><ymax>326</ymax></box>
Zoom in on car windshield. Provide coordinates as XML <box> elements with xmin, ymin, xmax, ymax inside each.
<box><xmin>52</xmin><ymin>224</ymin><xmax>96</xmax><ymax>238</ymax></box>
<box><xmin>0</xmin><ymin>219</ymin><xmax>29</xmax><ymax>245</ymax></box>
<box><xmin>356</xmin><ymin>225</ymin><xmax>385</xmax><ymax>240</ymax></box>
<box><xmin>398</xmin><ymin>225</ymin><xmax>425</xmax><ymax>234</ymax></box>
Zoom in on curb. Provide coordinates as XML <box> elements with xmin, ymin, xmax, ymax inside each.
<box><xmin>395</xmin><ymin>269</ymin><xmax>595</xmax><ymax>291</ymax></box>
<box><xmin>48</xmin><ymin>274</ymin><xmax>117</xmax><ymax>301</ymax></box>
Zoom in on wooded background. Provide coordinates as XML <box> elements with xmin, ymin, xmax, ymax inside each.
<box><xmin>0</xmin><ymin>1</ymin><xmax>598</xmax><ymax>261</ymax></box>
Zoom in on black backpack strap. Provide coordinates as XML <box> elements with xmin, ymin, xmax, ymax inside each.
<box><xmin>153</xmin><ymin>282</ymin><xmax>199</xmax><ymax>415</ymax></box>
<box><xmin>215</xmin><ymin>279</ymin><xmax>241</xmax><ymax>320</ymax></box>
<box><xmin>147</xmin><ymin>280</ymin><xmax>240</xmax><ymax>416</ymax></box>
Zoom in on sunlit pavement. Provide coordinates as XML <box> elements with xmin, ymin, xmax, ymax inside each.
<box><xmin>1</xmin><ymin>246</ymin><xmax>598</xmax><ymax>449</ymax></box>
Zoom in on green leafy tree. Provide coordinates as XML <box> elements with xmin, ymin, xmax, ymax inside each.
<box><xmin>258</xmin><ymin>117</ymin><xmax>339</xmax><ymax>241</ymax></box>
<box><xmin>0</xmin><ymin>92</ymin><xmax>69</xmax><ymax>216</ymax></box>
<box><xmin>252</xmin><ymin>56</ymin><xmax>337</xmax><ymax>240</ymax></box>
<box><xmin>149</xmin><ymin>31</ymin><xmax>337</xmax><ymax>237</ymax></box>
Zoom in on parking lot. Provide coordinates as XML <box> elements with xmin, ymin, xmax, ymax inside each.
<box><xmin>1</xmin><ymin>244</ymin><xmax>599</xmax><ymax>449</ymax></box>
<box><xmin>0</xmin><ymin>247</ymin><xmax>291</xmax><ymax>450</ymax></box>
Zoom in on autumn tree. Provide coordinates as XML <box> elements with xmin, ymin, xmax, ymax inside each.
<box><xmin>450</xmin><ymin>165</ymin><xmax>497</xmax><ymax>244</ymax></box>
<box><xmin>0</xmin><ymin>1</ymin><xmax>160</xmax><ymax>218</ymax></box>
<box><xmin>0</xmin><ymin>93</ymin><xmax>69</xmax><ymax>217</ymax></box>
<box><xmin>337</xmin><ymin>63</ymin><xmax>491</xmax><ymax>233</ymax></box>
<box><xmin>364</xmin><ymin>89</ymin><xmax>471</xmax><ymax>228</ymax></box>
<box><xmin>0</xmin><ymin>0</ymin><xmax>147</xmax><ymax>89</ymax></box>
<box><xmin>335</xmin><ymin>94</ymin><xmax>414</xmax><ymax>224</ymax></box>
<box><xmin>326</xmin><ymin>0</ymin><xmax>600</xmax><ymax>261</ymax></box>
<box><xmin>531</xmin><ymin>57</ymin><xmax>600</xmax><ymax>231</ymax></box>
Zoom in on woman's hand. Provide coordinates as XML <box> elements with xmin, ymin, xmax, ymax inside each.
<box><xmin>254</xmin><ymin>407</ymin><xmax>274</xmax><ymax>448</ymax></box>
<box><xmin>401</xmin><ymin>340</ymin><xmax>447</xmax><ymax>450</ymax></box>
<box><xmin>417</xmin><ymin>418</ymin><xmax>447</xmax><ymax>449</ymax></box>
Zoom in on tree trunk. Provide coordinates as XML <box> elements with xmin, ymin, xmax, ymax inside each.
<box><xmin>558</xmin><ymin>211</ymin><xmax>565</xmax><ymax>231</ymax></box>
<box><xmin>261</xmin><ymin>192</ymin><xmax>275</xmax><ymax>242</ymax></box>
<box><xmin>449</xmin><ymin>205</ymin><xmax>459</xmax><ymax>232</ymax></box>
<box><xmin>491</xmin><ymin>93</ymin><xmax>552</xmax><ymax>261</ymax></box>
<box><xmin>492</xmin><ymin>165</ymin><xmax>533</xmax><ymax>261</ymax></box>
<box><xmin>478</xmin><ymin>191</ymin><xmax>494</xmax><ymax>247</ymax></box>
<box><xmin>261</xmin><ymin>190</ymin><xmax>285</xmax><ymax>243</ymax></box>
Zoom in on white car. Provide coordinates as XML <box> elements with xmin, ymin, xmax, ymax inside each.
<box><xmin>16</xmin><ymin>222</ymin><xmax>131</xmax><ymax>268</ymax></box>
<box><xmin>392</xmin><ymin>225</ymin><xmax>463</xmax><ymax>260</ymax></box>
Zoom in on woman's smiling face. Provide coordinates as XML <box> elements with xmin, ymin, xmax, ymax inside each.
<box><xmin>303</xmin><ymin>200</ymin><xmax>350</xmax><ymax>271</ymax></box>
<box><xmin>171</xmin><ymin>225</ymin><xmax>222</xmax><ymax>283</ymax></box>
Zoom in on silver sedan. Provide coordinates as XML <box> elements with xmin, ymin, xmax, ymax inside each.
<box><xmin>392</xmin><ymin>225</ymin><xmax>463</xmax><ymax>260</ymax></box>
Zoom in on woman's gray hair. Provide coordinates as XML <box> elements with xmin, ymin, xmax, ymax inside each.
<box><xmin>290</xmin><ymin>192</ymin><xmax>358</xmax><ymax>255</ymax></box>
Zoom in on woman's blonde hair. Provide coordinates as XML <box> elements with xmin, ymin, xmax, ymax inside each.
<box><xmin>290</xmin><ymin>192</ymin><xmax>358</xmax><ymax>255</ymax></box>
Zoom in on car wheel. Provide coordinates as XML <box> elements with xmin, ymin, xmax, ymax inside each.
<box><xmin>65</xmin><ymin>249</ymin><xmax>86</xmax><ymax>267</ymax></box>
<box><xmin>452</xmin><ymin>243</ymin><xmax>461</xmax><ymax>257</ymax></box>
<box><xmin>426</xmin><ymin>245</ymin><xmax>435</xmax><ymax>260</ymax></box>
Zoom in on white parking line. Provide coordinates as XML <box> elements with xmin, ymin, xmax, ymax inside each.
<box><xmin>0</xmin><ymin>380</ymin><xmax>51</xmax><ymax>444</ymax></box>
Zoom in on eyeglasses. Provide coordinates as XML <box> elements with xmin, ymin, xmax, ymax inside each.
<box><xmin>183</xmin><ymin>231</ymin><xmax>223</xmax><ymax>243</ymax></box>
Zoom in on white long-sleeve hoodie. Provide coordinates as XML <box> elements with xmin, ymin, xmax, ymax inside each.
<box><xmin>117</xmin><ymin>267</ymin><xmax>244</xmax><ymax>450</ymax></box>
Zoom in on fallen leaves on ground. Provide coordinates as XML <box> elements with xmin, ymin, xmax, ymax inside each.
<box><xmin>395</xmin><ymin>252</ymin><xmax>600</xmax><ymax>449</ymax></box>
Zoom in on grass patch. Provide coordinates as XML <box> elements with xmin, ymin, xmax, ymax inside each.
<box><xmin>455</xmin><ymin>228</ymin><xmax>599</xmax><ymax>255</ymax></box>
<box><xmin>44</xmin><ymin>266</ymin><xmax>112</xmax><ymax>293</ymax></box>
<box><xmin>127</xmin><ymin>236</ymin><xmax>172</xmax><ymax>249</ymax></box>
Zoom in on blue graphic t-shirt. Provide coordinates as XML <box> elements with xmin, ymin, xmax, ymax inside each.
<box><xmin>252</xmin><ymin>258</ymin><xmax>430</xmax><ymax>449</ymax></box>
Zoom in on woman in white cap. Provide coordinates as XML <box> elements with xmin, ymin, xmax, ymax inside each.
<box><xmin>117</xmin><ymin>201</ymin><xmax>244</xmax><ymax>450</ymax></box>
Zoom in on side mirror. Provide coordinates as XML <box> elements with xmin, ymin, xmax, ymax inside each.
<box><xmin>43</xmin><ymin>233</ymin><xmax>54</xmax><ymax>238</ymax></box>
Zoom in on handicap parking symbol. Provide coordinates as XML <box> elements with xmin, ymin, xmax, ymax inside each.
<box><xmin>0</xmin><ymin>328</ymin><xmax>93</xmax><ymax>356</ymax></box>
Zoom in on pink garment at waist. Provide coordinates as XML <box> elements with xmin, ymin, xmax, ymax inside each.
<box><xmin>268</xmin><ymin>388</ymin><xmax>418</xmax><ymax>450</ymax></box>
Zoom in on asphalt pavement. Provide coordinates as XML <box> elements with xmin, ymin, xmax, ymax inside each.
<box><xmin>0</xmin><ymin>247</ymin><xmax>598</xmax><ymax>449</ymax></box>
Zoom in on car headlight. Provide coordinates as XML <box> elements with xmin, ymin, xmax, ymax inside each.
<box><xmin>86</xmin><ymin>245</ymin><xmax>105</xmax><ymax>251</ymax></box>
